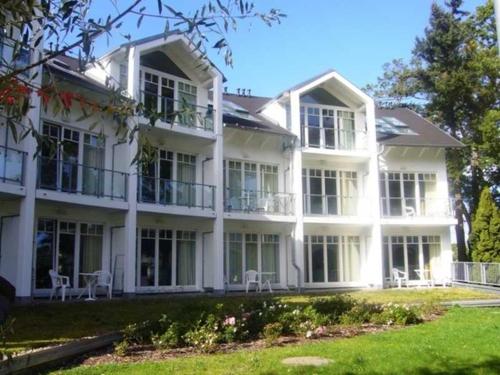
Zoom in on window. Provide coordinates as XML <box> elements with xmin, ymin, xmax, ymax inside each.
<box><xmin>176</xmin><ymin>231</ymin><xmax>196</xmax><ymax>286</ymax></box>
<box><xmin>224</xmin><ymin>233</ymin><xmax>280</xmax><ymax>285</ymax></box>
<box><xmin>119</xmin><ymin>64</ymin><xmax>128</xmax><ymax>91</ymax></box>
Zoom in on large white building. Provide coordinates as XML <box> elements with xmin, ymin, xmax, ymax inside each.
<box><xmin>0</xmin><ymin>32</ymin><xmax>462</xmax><ymax>298</ymax></box>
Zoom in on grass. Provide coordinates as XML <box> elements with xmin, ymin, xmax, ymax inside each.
<box><xmin>50</xmin><ymin>307</ymin><xmax>500</xmax><ymax>374</ymax></box>
<box><xmin>6</xmin><ymin>287</ymin><xmax>498</xmax><ymax>353</ymax></box>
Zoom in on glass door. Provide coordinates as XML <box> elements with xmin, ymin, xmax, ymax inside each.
<box><xmin>82</xmin><ymin>134</ymin><xmax>104</xmax><ymax>196</ymax></box>
<box><xmin>244</xmin><ymin>163</ymin><xmax>257</xmax><ymax>211</ymax></box>
<box><xmin>227</xmin><ymin>161</ymin><xmax>242</xmax><ymax>210</ymax></box>
<box><xmin>40</xmin><ymin>123</ymin><xmax>61</xmax><ymax>190</ymax></box>
<box><xmin>140</xmin><ymin>153</ymin><xmax>157</xmax><ymax>203</ymax></box>
<box><xmin>403</xmin><ymin>173</ymin><xmax>417</xmax><ymax>215</ymax></box>
<box><xmin>324</xmin><ymin>170</ymin><xmax>337</xmax><ymax>214</ymax></box>
<box><xmin>61</xmin><ymin>128</ymin><xmax>79</xmax><ymax>193</ymax></box>
<box><xmin>338</xmin><ymin>110</ymin><xmax>355</xmax><ymax>150</ymax></box>
<box><xmin>322</xmin><ymin>109</ymin><xmax>335</xmax><ymax>148</ymax></box>
<box><xmin>307</xmin><ymin>107</ymin><xmax>320</xmax><ymax>147</ymax></box>
<box><xmin>35</xmin><ymin>219</ymin><xmax>57</xmax><ymax>289</ymax></box>
<box><xmin>340</xmin><ymin>171</ymin><xmax>358</xmax><ymax>215</ymax></box>
<box><xmin>309</xmin><ymin>169</ymin><xmax>323</xmax><ymax>214</ymax></box>
<box><xmin>158</xmin><ymin>150</ymin><xmax>173</xmax><ymax>205</ymax></box>
<box><xmin>176</xmin><ymin>153</ymin><xmax>196</xmax><ymax>206</ymax></box>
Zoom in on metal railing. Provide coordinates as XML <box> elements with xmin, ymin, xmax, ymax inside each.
<box><xmin>301</xmin><ymin>127</ymin><xmax>368</xmax><ymax>151</ymax></box>
<box><xmin>380</xmin><ymin>197</ymin><xmax>454</xmax><ymax>217</ymax></box>
<box><xmin>140</xmin><ymin>91</ymin><xmax>214</xmax><ymax>131</ymax></box>
<box><xmin>37</xmin><ymin>157</ymin><xmax>128</xmax><ymax>201</ymax></box>
<box><xmin>451</xmin><ymin>262</ymin><xmax>500</xmax><ymax>286</ymax></box>
<box><xmin>0</xmin><ymin>145</ymin><xmax>25</xmax><ymax>185</ymax></box>
<box><xmin>138</xmin><ymin>176</ymin><xmax>215</xmax><ymax>209</ymax></box>
<box><xmin>303</xmin><ymin>194</ymin><xmax>365</xmax><ymax>216</ymax></box>
<box><xmin>224</xmin><ymin>188</ymin><xmax>294</xmax><ymax>215</ymax></box>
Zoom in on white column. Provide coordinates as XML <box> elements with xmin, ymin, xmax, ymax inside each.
<box><xmin>365</xmin><ymin>100</ymin><xmax>383</xmax><ymax>288</ymax></box>
<box><xmin>212</xmin><ymin>73</ymin><xmax>225</xmax><ymax>292</ymax></box>
<box><xmin>290</xmin><ymin>92</ymin><xmax>304</xmax><ymax>289</ymax></box>
<box><xmin>122</xmin><ymin>46</ymin><xmax>140</xmax><ymax>295</ymax></box>
<box><xmin>15</xmin><ymin>24</ymin><xmax>44</xmax><ymax>298</ymax></box>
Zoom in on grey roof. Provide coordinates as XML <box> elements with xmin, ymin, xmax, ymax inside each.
<box><xmin>223</xmin><ymin>94</ymin><xmax>294</xmax><ymax>137</ymax></box>
<box><xmin>376</xmin><ymin>107</ymin><xmax>464</xmax><ymax>148</ymax></box>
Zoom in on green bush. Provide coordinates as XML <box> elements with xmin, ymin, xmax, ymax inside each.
<box><xmin>278</xmin><ymin>305</ymin><xmax>327</xmax><ymax>336</ymax></box>
<box><xmin>122</xmin><ymin>319</ymin><xmax>160</xmax><ymax>345</ymax></box>
<box><xmin>152</xmin><ymin>322</ymin><xmax>184</xmax><ymax>349</ymax></box>
<box><xmin>183</xmin><ymin>314</ymin><xmax>222</xmax><ymax>352</ymax></box>
<box><xmin>114</xmin><ymin>340</ymin><xmax>130</xmax><ymax>357</ymax></box>
<box><xmin>262</xmin><ymin>322</ymin><xmax>283</xmax><ymax>346</ymax></box>
<box><xmin>340</xmin><ymin>302</ymin><xmax>382</xmax><ymax>325</ymax></box>
<box><xmin>371</xmin><ymin>303</ymin><xmax>422</xmax><ymax>325</ymax></box>
<box><xmin>312</xmin><ymin>295</ymin><xmax>357</xmax><ymax>323</ymax></box>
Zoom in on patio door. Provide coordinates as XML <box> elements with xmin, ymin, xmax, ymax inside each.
<box><xmin>340</xmin><ymin>171</ymin><xmax>358</xmax><ymax>215</ymax></box>
<box><xmin>225</xmin><ymin>161</ymin><xmax>257</xmax><ymax>211</ymax></box>
<box><xmin>34</xmin><ymin>218</ymin><xmax>103</xmax><ymax>292</ymax></box>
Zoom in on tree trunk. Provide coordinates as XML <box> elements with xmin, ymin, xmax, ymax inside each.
<box><xmin>454</xmin><ymin>180</ymin><xmax>468</xmax><ymax>261</ymax></box>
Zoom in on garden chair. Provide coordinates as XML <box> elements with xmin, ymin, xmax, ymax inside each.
<box><xmin>245</xmin><ymin>270</ymin><xmax>260</xmax><ymax>293</ymax></box>
<box><xmin>49</xmin><ymin>269</ymin><xmax>71</xmax><ymax>301</ymax></box>
<box><xmin>93</xmin><ymin>270</ymin><xmax>113</xmax><ymax>299</ymax></box>
<box><xmin>392</xmin><ymin>268</ymin><xmax>408</xmax><ymax>289</ymax></box>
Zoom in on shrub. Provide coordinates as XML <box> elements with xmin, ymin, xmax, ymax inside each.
<box><xmin>152</xmin><ymin>322</ymin><xmax>184</xmax><ymax>349</ymax></box>
<box><xmin>262</xmin><ymin>322</ymin><xmax>283</xmax><ymax>346</ymax></box>
<box><xmin>122</xmin><ymin>319</ymin><xmax>158</xmax><ymax>345</ymax></box>
<box><xmin>371</xmin><ymin>303</ymin><xmax>422</xmax><ymax>325</ymax></box>
<box><xmin>340</xmin><ymin>302</ymin><xmax>382</xmax><ymax>325</ymax></box>
<box><xmin>114</xmin><ymin>340</ymin><xmax>130</xmax><ymax>357</ymax></box>
<box><xmin>312</xmin><ymin>295</ymin><xmax>357</xmax><ymax>323</ymax></box>
<box><xmin>278</xmin><ymin>305</ymin><xmax>328</xmax><ymax>337</ymax></box>
<box><xmin>183</xmin><ymin>314</ymin><xmax>222</xmax><ymax>352</ymax></box>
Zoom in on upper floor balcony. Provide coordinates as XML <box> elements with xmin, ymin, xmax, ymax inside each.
<box><xmin>380</xmin><ymin>197</ymin><xmax>455</xmax><ymax>218</ymax></box>
<box><xmin>138</xmin><ymin>176</ymin><xmax>215</xmax><ymax>212</ymax></box>
<box><xmin>0</xmin><ymin>145</ymin><xmax>25</xmax><ymax>186</ymax></box>
<box><xmin>303</xmin><ymin>194</ymin><xmax>368</xmax><ymax>217</ymax></box>
<box><xmin>224</xmin><ymin>189</ymin><xmax>295</xmax><ymax>217</ymax></box>
<box><xmin>37</xmin><ymin>157</ymin><xmax>128</xmax><ymax>203</ymax></box>
<box><xmin>301</xmin><ymin>127</ymin><xmax>368</xmax><ymax>152</ymax></box>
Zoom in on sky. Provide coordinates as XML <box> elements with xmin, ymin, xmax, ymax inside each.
<box><xmin>89</xmin><ymin>0</ymin><xmax>486</xmax><ymax>98</ymax></box>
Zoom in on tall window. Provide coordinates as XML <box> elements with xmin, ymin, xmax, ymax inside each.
<box><xmin>178</xmin><ymin>82</ymin><xmax>197</xmax><ymax>126</ymax></box>
<box><xmin>176</xmin><ymin>231</ymin><xmax>196</xmax><ymax>286</ymax></box>
<box><xmin>79</xmin><ymin>223</ymin><xmax>104</xmax><ymax>285</ymax></box>
<box><xmin>119</xmin><ymin>63</ymin><xmax>128</xmax><ymax>91</ymax></box>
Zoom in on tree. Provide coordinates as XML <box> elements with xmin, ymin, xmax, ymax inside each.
<box><xmin>0</xmin><ymin>1</ymin><xmax>285</xmax><ymax>160</ymax></box>
<box><xmin>365</xmin><ymin>0</ymin><xmax>499</xmax><ymax>260</ymax></box>
<box><xmin>469</xmin><ymin>188</ymin><xmax>500</xmax><ymax>262</ymax></box>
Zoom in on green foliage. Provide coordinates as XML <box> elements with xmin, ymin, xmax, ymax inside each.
<box><xmin>262</xmin><ymin>322</ymin><xmax>283</xmax><ymax>346</ymax></box>
<box><xmin>113</xmin><ymin>340</ymin><xmax>130</xmax><ymax>357</ymax></box>
<box><xmin>340</xmin><ymin>302</ymin><xmax>382</xmax><ymax>325</ymax></box>
<box><xmin>312</xmin><ymin>295</ymin><xmax>357</xmax><ymax>323</ymax></box>
<box><xmin>371</xmin><ymin>303</ymin><xmax>422</xmax><ymax>325</ymax></box>
<box><xmin>152</xmin><ymin>322</ymin><xmax>184</xmax><ymax>350</ymax></box>
<box><xmin>183</xmin><ymin>314</ymin><xmax>222</xmax><ymax>353</ymax></box>
<box><xmin>470</xmin><ymin>188</ymin><xmax>500</xmax><ymax>262</ymax></box>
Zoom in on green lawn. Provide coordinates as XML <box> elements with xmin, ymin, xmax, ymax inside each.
<box><xmin>51</xmin><ymin>307</ymin><xmax>500</xmax><ymax>374</ymax></box>
<box><xmin>7</xmin><ymin>287</ymin><xmax>498</xmax><ymax>353</ymax></box>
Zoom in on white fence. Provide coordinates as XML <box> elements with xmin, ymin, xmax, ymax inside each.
<box><xmin>451</xmin><ymin>262</ymin><xmax>500</xmax><ymax>286</ymax></box>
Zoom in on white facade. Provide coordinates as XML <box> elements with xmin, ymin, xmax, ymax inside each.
<box><xmin>0</xmin><ymin>33</ymin><xmax>458</xmax><ymax>298</ymax></box>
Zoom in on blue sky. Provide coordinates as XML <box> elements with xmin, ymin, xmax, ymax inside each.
<box><xmin>90</xmin><ymin>0</ymin><xmax>485</xmax><ymax>97</ymax></box>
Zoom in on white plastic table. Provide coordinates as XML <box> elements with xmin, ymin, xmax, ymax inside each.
<box><xmin>79</xmin><ymin>272</ymin><xmax>98</xmax><ymax>301</ymax></box>
<box><xmin>260</xmin><ymin>272</ymin><xmax>276</xmax><ymax>293</ymax></box>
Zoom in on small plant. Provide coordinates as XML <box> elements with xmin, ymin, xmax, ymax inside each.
<box><xmin>152</xmin><ymin>322</ymin><xmax>184</xmax><ymax>349</ymax></box>
<box><xmin>0</xmin><ymin>318</ymin><xmax>15</xmax><ymax>360</ymax></box>
<box><xmin>372</xmin><ymin>303</ymin><xmax>422</xmax><ymax>325</ymax></box>
<box><xmin>114</xmin><ymin>340</ymin><xmax>130</xmax><ymax>357</ymax></box>
<box><xmin>262</xmin><ymin>322</ymin><xmax>283</xmax><ymax>346</ymax></box>
<box><xmin>183</xmin><ymin>314</ymin><xmax>221</xmax><ymax>352</ymax></box>
<box><xmin>340</xmin><ymin>302</ymin><xmax>382</xmax><ymax>325</ymax></box>
<box><xmin>312</xmin><ymin>295</ymin><xmax>357</xmax><ymax>323</ymax></box>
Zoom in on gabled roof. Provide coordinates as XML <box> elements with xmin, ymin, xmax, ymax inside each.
<box><xmin>223</xmin><ymin>93</ymin><xmax>294</xmax><ymax>137</ymax></box>
<box><xmin>375</xmin><ymin>107</ymin><xmax>464</xmax><ymax>148</ymax></box>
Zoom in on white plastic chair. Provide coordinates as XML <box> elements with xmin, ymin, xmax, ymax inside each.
<box><xmin>392</xmin><ymin>268</ymin><xmax>408</xmax><ymax>289</ymax></box>
<box><xmin>49</xmin><ymin>269</ymin><xmax>71</xmax><ymax>301</ymax></box>
<box><xmin>245</xmin><ymin>270</ymin><xmax>260</xmax><ymax>293</ymax></box>
<box><xmin>93</xmin><ymin>270</ymin><xmax>113</xmax><ymax>299</ymax></box>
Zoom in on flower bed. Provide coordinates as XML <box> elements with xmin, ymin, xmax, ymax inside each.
<box><xmin>112</xmin><ymin>295</ymin><xmax>440</xmax><ymax>358</ymax></box>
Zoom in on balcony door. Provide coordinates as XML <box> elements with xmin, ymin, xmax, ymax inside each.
<box><xmin>82</xmin><ymin>134</ymin><xmax>105</xmax><ymax>196</ymax></box>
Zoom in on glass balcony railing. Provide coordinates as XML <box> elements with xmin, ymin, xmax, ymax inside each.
<box><xmin>140</xmin><ymin>91</ymin><xmax>214</xmax><ymax>131</ymax></box>
<box><xmin>0</xmin><ymin>145</ymin><xmax>25</xmax><ymax>186</ymax></box>
<box><xmin>37</xmin><ymin>157</ymin><xmax>128</xmax><ymax>201</ymax></box>
<box><xmin>301</xmin><ymin>127</ymin><xmax>368</xmax><ymax>151</ymax></box>
<box><xmin>303</xmin><ymin>194</ymin><xmax>365</xmax><ymax>216</ymax></box>
<box><xmin>380</xmin><ymin>197</ymin><xmax>455</xmax><ymax>217</ymax></box>
<box><xmin>138</xmin><ymin>176</ymin><xmax>215</xmax><ymax>210</ymax></box>
<box><xmin>224</xmin><ymin>189</ymin><xmax>294</xmax><ymax>215</ymax></box>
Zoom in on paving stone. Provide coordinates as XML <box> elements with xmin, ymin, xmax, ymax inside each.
<box><xmin>282</xmin><ymin>356</ymin><xmax>331</xmax><ymax>366</ymax></box>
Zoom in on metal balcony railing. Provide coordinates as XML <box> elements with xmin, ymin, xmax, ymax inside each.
<box><xmin>138</xmin><ymin>176</ymin><xmax>215</xmax><ymax>210</ymax></box>
<box><xmin>380</xmin><ymin>197</ymin><xmax>454</xmax><ymax>217</ymax></box>
<box><xmin>140</xmin><ymin>91</ymin><xmax>214</xmax><ymax>131</ymax></box>
<box><xmin>0</xmin><ymin>145</ymin><xmax>25</xmax><ymax>185</ymax></box>
<box><xmin>303</xmin><ymin>194</ymin><xmax>365</xmax><ymax>216</ymax></box>
<box><xmin>451</xmin><ymin>262</ymin><xmax>500</xmax><ymax>286</ymax></box>
<box><xmin>224</xmin><ymin>189</ymin><xmax>294</xmax><ymax>215</ymax></box>
<box><xmin>37</xmin><ymin>157</ymin><xmax>128</xmax><ymax>201</ymax></box>
<box><xmin>301</xmin><ymin>126</ymin><xmax>368</xmax><ymax>151</ymax></box>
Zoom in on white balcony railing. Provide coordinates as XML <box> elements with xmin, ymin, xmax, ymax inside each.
<box><xmin>224</xmin><ymin>189</ymin><xmax>294</xmax><ymax>215</ymax></box>
<box><xmin>381</xmin><ymin>197</ymin><xmax>454</xmax><ymax>217</ymax></box>
<box><xmin>303</xmin><ymin>194</ymin><xmax>367</xmax><ymax>216</ymax></box>
<box><xmin>451</xmin><ymin>262</ymin><xmax>500</xmax><ymax>286</ymax></box>
<box><xmin>301</xmin><ymin>127</ymin><xmax>368</xmax><ymax>151</ymax></box>
<box><xmin>0</xmin><ymin>145</ymin><xmax>25</xmax><ymax>186</ymax></box>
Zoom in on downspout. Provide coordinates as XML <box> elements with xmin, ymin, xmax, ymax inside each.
<box><xmin>376</xmin><ymin>143</ymin><xmax>385</xmax><ymax>287</ymax></box>
<box><xmin>0</xmin><ymin>215</ymin><xmax>19</xmax><ymax>266</ymax></box>
<box><xmin>291</xmin><ymin>235</ymin><xmax>301</xmax><ymax>293</ymax></box>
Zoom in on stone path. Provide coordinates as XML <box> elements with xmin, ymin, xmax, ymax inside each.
<box><xmin>282</xmin><ymin>356</ymin><xmax>331</xmax><ymax>367</ymax></box>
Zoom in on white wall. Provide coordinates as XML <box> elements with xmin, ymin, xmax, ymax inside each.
<box><xmin>0</xmin><ymin>216</ymin><xmax>20</xmax><ymax>286</ymax></box>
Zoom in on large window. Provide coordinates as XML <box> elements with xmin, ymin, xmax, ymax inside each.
<box><xmin>34</xmin><ymin>219</ymin><xmax>103</xmax><ymax>290</ymax></box>
<box><xmin>300</xmin><ymin>104</ymin><xmax>359</xmax><ymax>150</ymax></box>
<box><xmin>304</xmin><ymin>235</ymin><xmax>361</xmax><ymax>283</ymax></box>
<box><xmin>137</xmin><ymin>228</ymin><xmax>196</xmax><ymax>288</ymax></box>
<box><xmin>224</xmin><ymin>233</ymin><xmax>280</xmax><ymax>285</ymax></box>
<box><xmin>302</xmin><ymin>168</ymin><xmax>358</xmax><ymax>215</ymax></box>
<box><xmin>380</xmin><ymin>172</ymin><xmax>440</xmax><ymax>216</ymax></box>
<box><xmin>383</xmin><ymin>235</ymin><xmax>442</xmax><ymax>282</ymax></box>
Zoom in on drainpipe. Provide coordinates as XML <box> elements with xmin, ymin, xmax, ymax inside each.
<box><xmin>201</xmin><ymin>231</ymin><xmax>213</xmax><ymax>291</ymax></box>
<box><xmin>109</xmin><ymin>225</ymin><xmax>125</xmax><ymax>294</ymax></box>
<box><xmin>0</xmin><ymin>215</ymin><xmax>19</xmax><ymax>266</ymax></box>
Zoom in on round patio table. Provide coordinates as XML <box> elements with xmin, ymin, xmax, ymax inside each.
<box><xmin>79</xmin><ymin>272</ymin><xmax>98</xmax><ymax>301</ymax></box>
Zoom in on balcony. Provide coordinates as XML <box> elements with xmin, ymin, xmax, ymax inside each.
<box><xmin>224</xmin><ymin>189</ymin><xmax>294</xmax><ymax>216</ymax></box>
<box><xmin>0</xmin><ymin>145</ymin><xmax>25</xmax><ymax>186</ymax></box>
<box><xmin>303</xmin><ymin>194</ymin><xmax>367</xmax><ymax>216</ymax></box>
<box><xmin>140</xmin><ymin>92</ymin><xmax>214</xmax><ymax>132</ymax></box>
<box><xmin>301</xmin><ymin>127</ymin><xmax>368</xmax><ymax>151</ymax></box>
<box><xmin>138</xmin><ymin>176</ymin><xmax>215</xmax><ymax>210</ymax></box>
<box><xmin>37</xmin><ymin>157</ymin><xmax>128</xmax><ymax>201</ymax></box>
<box><xmin>380</xmin><ymin>197</ymin><xmax>455</xmax><ymax>217</ymax></box>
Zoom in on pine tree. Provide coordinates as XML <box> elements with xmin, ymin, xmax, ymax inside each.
<box><xmin>470</xmin><ymin>188</ymin><xmax>500</xmax><ymax>262</ymax></box>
